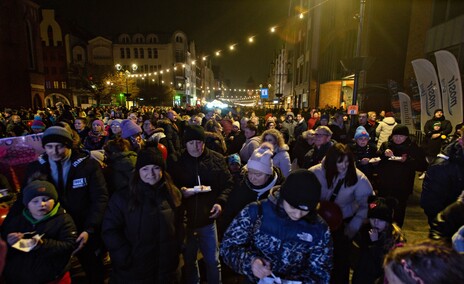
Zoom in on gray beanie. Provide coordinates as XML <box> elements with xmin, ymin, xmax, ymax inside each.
<box><xmin>42</xmin><ymin>126</ymin><xmax>73</xmax><ymax>148</ymax></box>
<box><xmin>23</xmin><ymin>180</ymin><xmax>58</xmax><ymax>206</ymax></box>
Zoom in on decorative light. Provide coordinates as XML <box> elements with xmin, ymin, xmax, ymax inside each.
<box><xmin>248</xmin><ymin>36</ymin><xmax>254</xmax><ymax>43</ymax></box>
<box><xmin>299</xmin><ymin>13</ymin><xmax>304</xmax><ymax>19</ymax></box>
<box><xmin>215</xmin><ymin>51</ymin><xmax>221</xmax><ymax>56</ymax></box>
<box><xmin>270</xmin><ymin>26</ymin><xmax>276</xmax><ymax>33</ymax></box>
<box><xmin>202</xmin><ymin>56</ymin><xmax>207</xmax><ymax>61</ymax></box>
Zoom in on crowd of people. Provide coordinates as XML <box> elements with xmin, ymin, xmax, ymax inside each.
<box><xmin>0</xmin><ymin>103</ymin><xmax>463</xmax><ymax>284</ymax></box>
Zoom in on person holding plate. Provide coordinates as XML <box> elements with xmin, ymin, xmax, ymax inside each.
<box><xmin>376</xmin><ymin>124</ymin><xmax>427</xmax><ymax>227</ymax></box>
<box><xmin>168</xmin><ymin>125</ymin><xmax>234</xmax><ymax>284</ymax></box>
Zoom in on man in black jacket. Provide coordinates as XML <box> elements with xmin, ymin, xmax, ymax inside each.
<box><xmin>421</xmin><ymin>134</ymin><xmax>464</xmax><ymax>226</ymax></box>
<box><xmin>10</xmin><ymin>126</ymin><xmax>109</xmax><ymax>283</ymax></box>
<box><xmin>168</xmin><ymin>125</ymin><xmax>233</xmax><ymax>284</ymax></box>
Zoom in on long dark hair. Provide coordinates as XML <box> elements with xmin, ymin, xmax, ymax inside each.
<box><xmin>324</xmin><ymin>143</ymin><xmax>358</xmax><ymax>188</ymax></box>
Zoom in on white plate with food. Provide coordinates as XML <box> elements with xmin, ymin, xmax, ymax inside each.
<box><xmin>186</xmin><ymin>185</ymin><xmax>212</xmax><ymax>193</ymax></box>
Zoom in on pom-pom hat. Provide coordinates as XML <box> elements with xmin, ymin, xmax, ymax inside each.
<box><xmin>247</xmin><ymin>145</ymin><xmax>273</xmax><ymax>175</ymax></box>
<box><xmin>354</xmin><ymin>126</ymin><xmax>370</xmax><ymax>139</ymax></box>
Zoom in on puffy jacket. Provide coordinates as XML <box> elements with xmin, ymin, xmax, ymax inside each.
<box><xmin>102</xmin><ymin>179</ymin><xmax>183</xmax><ymax>283</ymax></box>
<box><xmin>2</xmin><ymin>206</ymin><xmax>77</xmax><ymax>284</ymax></box>
<box><xmin>168</xmin><ymin>147</ymin><xmax>233</xmax><ymax>229</ymax></box>
<box><xmin>104</xmin><ymin>151</ymin><xmax>137</xmax><ymax>194</ymax></box>
<box><xmin>421</xmin><ymin>140</ymin><xmax>464</xmax><ymax>222</ymax></box>
<box><xmin>273</xmin><ymin>145</ymin><xmax>291</xmax><ymax>177</ymax></box>
<box><xmin>220</xmin><ymin>188</ymin><xmax>332</xmax><ymax>283</ymax></box>
<box><xmin>239</xmin><ymin>136</ymin><xmax>261</xmax><ymax>163</ymax></box>
<box><xmin>310</xmin><ymin>162</ymin><xmax>374</xmax><ymax>238</ymax></box>
<box><xmin>376</xmin><ymin>117</ymin><xmax>397</xmax><ymax>148</ymax></box>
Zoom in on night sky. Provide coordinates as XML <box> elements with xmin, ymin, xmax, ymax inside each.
<box><xmin>43</xmin><ymin>0</ymin><xmax>289</xmax><ymax>88</ymax></box>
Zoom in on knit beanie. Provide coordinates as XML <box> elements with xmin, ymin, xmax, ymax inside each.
<box><xmin>120</xmin><ymin>119</ymin><xmax>142</xmax><ymax>138</ymax></box>
<box><xmin>247</xmin><ymin>146</ymin><xmax>273</xmax><ymax>175</ymax></box>
<box><xmin>280</xmin><ymin>169</ymin><xmax>321</xmax><ymax>211</ymax></box>
<box><xmin>228</xmin><ymin>154</ymin><xmax>241</xmax><ymax>166</ymax></box>
<box><xmin>354</xmin><ymin>126</ymin><xmax>370</xmax><ymax>139</ymax></box>
<box><xmin>367</xmin><ymin>196</ymin><xmax>397</xmax><ymax>223</ymax></box>
<box><xmin>392</xmin><ymin>124</ymin><xmax>409</xmax><ymax>136</ymax></box>
<box><xmin>433</xmin><ymin>121</ymin><xmax>441</xmax><ymax>127</ymax></box>
<box><xmin>183</xmin><ymin>125</ymin><xmax>206</xmax><ymax>143</ymax></box>
<box><xmin>110</xmin><ymin>119</ymin><xmax>123</xmax><ymax>126</ymax></box>
<box><xmin>286</xmin><ymin>112</ymin><xmax>294</xmax><ymax>118</ymax></box>
<box><xmin>42</xmin><ymin>126</ymin><xmax>73</xmax><ymax>148</ymax></box>
<box><xmin>434</xmin><ymin>109</ymin><xmax>443</xmax><ymax>115</ymax></box>
<box><xmin>135</xmin><ymin>147</ymin><xmax>165</xmax><ymax>171</ymax></box>
<box><xmin>321</xmin><ymin>114</ymin><xmax>330</xmax><ymax>121</ymax></box>
<box><xmin>23</xmin><ymin>180</ymin><xmax>58</xmax><ymax>206</ymax></box>
<box><xmin>92</xmin><ymin>119</ymin><xmax>104</xmax><ymax>127</ymax></box>
<box><xmin>31</xmin><ymin>119</ymin><xmax>46</xmax><ymax>130</ymax></box>
<box><xmin>232</xmin><ymin>121</ymin><xmax>240</xmax><ymax>129</ymax></box>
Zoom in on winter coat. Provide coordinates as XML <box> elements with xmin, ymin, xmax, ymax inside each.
<box><xmin>1</xmin><ymin>206</ymin><xmax>77</xmax><ymax>284</ymax></box>
<box><xmin>83</xmin><ymin>130</ymin><xmax>108</xmax><ymax>151</ymax></box>
<box><xmin>168</xmin><ymin>147</ymin><xmax>233</xmax><ymax>230</ymax></box>
<box><xmin>220</xmin><ymin>188</ymin><xmax>332</xmax><ymax>283</ymax></box>
<box><xmin>102</xmin><ymin>179</ymin><xmax>183</xmax><ymax>283</ymax></box>
<box><xmin>329</xmin><ymin>123</ymin><xmax>348</xmax><ymax>144</ymax></box>
<box><xmin>273</xmin><ymin>145</ymin><xmax>291</xmax><ymax>177</ymax></box>
<box><xmin>104</xmin><ymin>151</ymin><xmax>137</xmax><ymax>194</ymax></box>
<box><xmin>226</xmin><ymin>130</ymin><xmax>246</xmax><ymax>155</ymax></box>
<box><xmin>239</xmin><ymin>136</ymin><xmax>261</xmax><ymax>163</ymax></box>
<box><xmin>310</xmin><ymin>162</ymin><xmax>374</xmax><ymax>239</ymax></box>
<box><xmin>422</xmin><ymin>115</ymin><xmax>452</xmax><ymax>157</ymax></box>
<box><xmin>219</xmin><ymin>167</ymin><xmax>285</xmax><ymax>233</ymax></box>
<box><xmin>205</xmin><ymin>131</ymin><xmax>227</xmax><ymax>156</ymax></box>
<box><xmin>292</xmin><ymin>135</ymin><xmax>313</xmax><ymax>168</ymax></box>
<box><xmin>429</xmin><ymin>195</ymin><xmax>464</xmax><ymax>242</ymax></box>
<box><xmin>22</xmin><ymin>150</ymin><xmax>109</xmax><ymax>235</ymax></box>
<box><xmin>376</xmin><ymin>117</ymin><xmax>397</xmax><ymax>148</ymax></box>
<box><xmin>421</xmin><ymin>141</ymin><xmax>464</xmax><ymax>221</ymax></box>
<box><xmin>377</xmin><ymin>138</ymin><xmax>427</xmax><ymax>197</ymax></box>
<box><xmin>349</xmin><ymin>142</ymin><xmax>379</xmax><ymax>182</ymax></box>
<box><xmin>294</xmin><ymin>119</ymin><xmax>308</xmax><ymax>140</ymax></box>
<box><xmin>281</xmin><ymin>120</ymin><xmax>297</xmax><ymax>144</ymax></box>
<box><xmin>303</xmin><ymin>140</ymin><xmax>334</xmax><ymax>169</ymax></box>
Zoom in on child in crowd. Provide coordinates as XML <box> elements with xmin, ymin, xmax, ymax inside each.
<box><xmin>227</xmin><ymin>153</ymin><xmax>243</xmax><ymax>186</ymax></box>
<box><xmin>349</xmin><ymin>126</ymin><xmax>379</xmax><ymax>188</ymax></box>
<box><xmin>1</xmin><ymin>180</ymin><xmax>77</xmax><ymax>284</ymax></box>
<box><xmin>352</xmin><ymin>196</ymin><xmax>405</xmax><ymax>284</ymax></box>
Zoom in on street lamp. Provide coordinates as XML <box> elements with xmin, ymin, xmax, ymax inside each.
<box><xmin>115</xmin><ymin>63</ymin><xmax>138</xmax><ymax>106</ymax></box>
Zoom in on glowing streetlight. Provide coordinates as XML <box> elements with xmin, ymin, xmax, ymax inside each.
<box><xmin>248</xmin><ymin>36</ymin><xmax>255</xmax><ymax>43</ymax></box>
<box><xmin>215</xmin><ymin>50</ymin><xmax>221</xmax><ymax>56</ymax></box>
<box><xmin>270</xmin><ymin>26</ymin><xmax>277</xmax><ymax>33</ymax></box>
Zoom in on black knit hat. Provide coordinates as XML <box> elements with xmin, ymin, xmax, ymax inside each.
<box><xmin>183</xmin><ymin>125</ymin><xmax>205</xmax><ymax>143</ymax></box>
<box><xmin>23</xmin><ymin>180</ymin><xmax>58</xmax><ymax>206</ymax></box>
<box><xmin>392</xmin><ymin>124</ymin><xmax>409</xmax><ymax>136</ymax></box>
<box><xmin>42</xmin><ymin>126</ymin><xmax>73</xmax><ymax>148</ymax></box>
<box><xmin>135</xmin><ymin>147</ymin><xmax>165</xmax><ymax>171</ymax></box>
<box><xmin>367</xmin><ymin>196</ymin><xmax>397</xmax><ymax>223</ymax></box>
<box><xmin>280</xmin><ymin>169</ymin><xmax>321</xmax><ymax>211</ymax></box>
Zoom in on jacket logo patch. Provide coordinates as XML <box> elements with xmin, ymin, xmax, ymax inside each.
<box><xmin>297</xmin><ymin>232</ymin><xmax>313</xmax><ymax>242</ymax></box>
<box><xmin>72</xmin><ymin>178</ymin><xmax>87</xmax><ymax>188</ymax></box>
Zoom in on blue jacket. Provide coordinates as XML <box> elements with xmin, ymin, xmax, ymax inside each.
<box><xmin>220</xmin><ymin>188</ymin><xmax>333</xmax><ymax>283</ymax></box>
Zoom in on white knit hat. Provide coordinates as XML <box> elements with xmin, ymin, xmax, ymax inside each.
<box><xmin>247</xmin><ymin>145</ymin><xmax>273</xmax><ymax>175</ymax></box>
<box><xmin>232</xmin><ymin>121</ymin><xmax>240</xmax><ymax>129</ymax></box>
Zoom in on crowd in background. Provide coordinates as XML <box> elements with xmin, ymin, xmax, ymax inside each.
<box><xmin>0</xmin><ymin>102</ymin><xmax>463</xmax><ymax>283</ymax></box>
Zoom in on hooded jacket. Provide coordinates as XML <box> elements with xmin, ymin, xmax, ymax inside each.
<box><xmin>220</xmin><ymin>188</ymin><xmax>332</xmax><ymax>283</ymax></box>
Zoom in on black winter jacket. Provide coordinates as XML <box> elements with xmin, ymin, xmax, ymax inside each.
<box><xmin>377</xmin><ymin>138</ymin><xmax>426</xmax><ymax>196</ymax></box>
<box><xmin>102</xmin><ymin>179</ymin><xmax>183</xmax><ymax>283</ymax></box>
<box><xmin>168</xmin><ymin>147</ymin><xmax>233</xmax><ymax>230</ymax></box>
<box><xmin>421</xmin><ymin>141</ymin><xmax>464</xmax><ymax>221</ymax></box>
<box><xmin>1</xmin><ymin>206</ymin><xmax>77</xmax><ymax>284</ymax></box>
<box><xmin>21</xmin><ymin>150</ymin><xmax>108</xmax><ymax>235</ymax></box>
